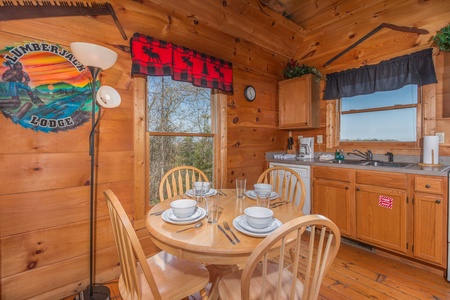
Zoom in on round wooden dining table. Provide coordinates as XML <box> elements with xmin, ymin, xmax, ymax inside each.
<box><xmin>145</xmin><ymin>188</ymin><xmax>304</xmax><ymax>299</ymax></box>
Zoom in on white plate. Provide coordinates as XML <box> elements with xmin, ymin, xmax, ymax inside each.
<box><xmin>167</xmin><ymin>207</ymin><xmax>202</xmax><ymax>222</ymax></box>
<box><xmin>245</xmin><ymin>190</ymin><xmax>279</xmax><ymax>200</ymax></box>
<box><xmin>238</xmin><ymin>215</ymin><xmax>280</xmax><ymax>233</ymax></box>
<box><xmin>162</xmin><ymin>207</ymin><xmax>206</xmax><ymax>225</ymax></box>
<box><xmin>186</xmin><ymin>188</ymin><xmax>218</xmax><ymax>197</ymax></box>
<box><xmin>233</xmin><ymin>215</ymin><xmax>282</xmax><ymax>237</ymax></box>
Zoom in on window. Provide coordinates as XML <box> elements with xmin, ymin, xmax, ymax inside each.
<box><xmin>147</xmin><ymin>76</ymin><xmax>214</xmax><ymax>205</ymax></box>
<box><xmin>340</xmin><ymin>85</ymin><xmax>419</xmax><ymax>142</ymax></box>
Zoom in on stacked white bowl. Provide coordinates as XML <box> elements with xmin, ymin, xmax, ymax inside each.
<box><xmin>244</xmin><ymin>206</ymin><xmax>273</xmax><ymax>229</ymax></box>
<box><xmin>170</xmin><ymin>199</ymin><xmax>197</xmax><ymax>218</ymax></box>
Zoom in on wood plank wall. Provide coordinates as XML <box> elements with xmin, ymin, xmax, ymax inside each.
<box><xmin>0</xmin><ymin>1</ymin><xmax>448</xmax><ymax>299</ymax></box>
<box><xmin>0</xmin><ymin>1</ymin><xmax>288</xmax><ymax>298</ymax></box>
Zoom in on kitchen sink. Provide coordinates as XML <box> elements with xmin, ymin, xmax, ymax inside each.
<box><xmin>360</xmin><ymin>161</ymin><xmax>414</xmax><ymax>168</ymax></box>
<box><xmin>361</xmin><ymin>161</ymin><xmax>413</xmax><ymax>168</ymax></box>
<box><xmin>328</xmin><ymin>159</ymin><xmax>414</xmax><ymax>168</ymax></box>
<box><xmin>328</xmin><ymin>159</ymin><xmax>362</xmax><ymax>165</ymax></box>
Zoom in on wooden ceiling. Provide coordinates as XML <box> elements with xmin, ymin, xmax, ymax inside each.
<box><xmin>259</xmin><ymin>0</ymin><xmax>450</xmax><ymax>74</ymax></box>
<box><xmin>127</xmin><ymin>1</ymin><xmax>449</xmax><ymax>77</ymax></box>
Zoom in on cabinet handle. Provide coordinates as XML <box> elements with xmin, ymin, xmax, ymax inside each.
<box><xmin>435</xmin><ymin>199</ymin><xmax>441</xmax><ymax>204</ymax></box>
<box><xmin>356</xmin><ymin>187</ymin><xmax>360</xmax><ymax>191</ymax></box>
<box><xmin>345</xmin><ymin>187</ymin><xmax>349</xmax><ymax>190</ymax></box>
<box><xmin>425</xmin><ymin>184</ymin><xmax>431</xmax><ymax>189</ymax></box>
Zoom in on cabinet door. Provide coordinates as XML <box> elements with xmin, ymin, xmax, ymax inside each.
<box><xmin>413</xmin><ymin>194</ymin><xmax>446</xmax><ymax>265</ymax></box>
<box><xmin>313</xmin><ymin>179</ymin><xmax>352</xmax><ymax>236</ymax></box>
<box><xmin>356</xmin><ymin>185</ymin><xmax>407</xmax><ymax>253</ymax></box>
<box><xmin>278</xmin><ymin>74</ymin><xmax>319</xmax><ymax>129</ymax></box>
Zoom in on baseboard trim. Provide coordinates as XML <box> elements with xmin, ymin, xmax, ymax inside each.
<box><xmin>341</xmin><ymin>237</ymin><xmax>375</xmax><ymax>253</ymax></box>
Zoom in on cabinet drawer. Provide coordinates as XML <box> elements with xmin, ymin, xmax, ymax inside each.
<box><xmin>356</xmin><ymin>171</ymin><xmax>407</xmax><ymax>190</ymax></box>
<box><xmin>415</xmin><ymin>176</ymin><xmax>444</xmax><ymax>194</ymax></box>
<box><xmin>313</xmin><ymin>167</ymin><xmax>352</xmax><ymax>182</ymax></box>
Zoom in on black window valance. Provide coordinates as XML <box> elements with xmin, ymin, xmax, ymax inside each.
<box><xmin>130</xmin><ymin>33</ymin><xmax>233</xmax><ymax>93</ymax></box>
<box><xmin>323</xmin><ymin>48</ymin><xmax>437</xmax><ymax>100</ymax></box>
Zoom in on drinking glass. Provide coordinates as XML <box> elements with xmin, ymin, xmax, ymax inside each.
<box><xmin>256</xmin><ymin>190</ymin><xmax>272</xmax><ymax>208</ymax></box>
<box><xmin>206</xmin><ymin>195</ymin><xmax>221</xmax><ymax>223</ymax></box>
<box><xmin>236</xmin><ymin>178</ymin><xmax>247</xmax><ymax>199</ymax></box>
<box><xmin>192</xmin><ymin>181</ymin><xmax>204</xmax><ymax>204</ymax></box>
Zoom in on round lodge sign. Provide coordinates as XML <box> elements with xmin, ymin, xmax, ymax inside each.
<box><xmin>0</xmin><ymin>41</ymin><xmax>95</xmax><ymax>133</ymax></box>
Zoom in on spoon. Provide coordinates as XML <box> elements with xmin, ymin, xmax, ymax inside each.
<box><xmin>176</xmin><ymin>222</ymin><xmax>203</xmax><ymax>233</ymax></box>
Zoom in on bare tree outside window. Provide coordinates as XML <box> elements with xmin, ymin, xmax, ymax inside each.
<box><xmin>147</xmin><ymin>77</ymin><xmax>213</xmax><ymax>205</ymax></box>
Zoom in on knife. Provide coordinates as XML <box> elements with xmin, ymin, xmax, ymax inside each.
<box><xmin>288</xmin><ymin>136</ymin><xmax>294</xmax><ymax>150</ymax></box>
<box><xmin>217</xmin><ymin>224</ymin><xmax>236</xmax><ymax>244</ymax></box>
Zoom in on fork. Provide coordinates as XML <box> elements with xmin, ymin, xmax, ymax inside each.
<box><xmin>223</xmin><ymin>221</ymin><xmax>240</xmax><ymax>243</ymax></box>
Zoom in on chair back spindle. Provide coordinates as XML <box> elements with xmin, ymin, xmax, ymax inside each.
<box><xmin>104</xmin><ymin>189</ymin><xmax>210</xmax><ymax>300</ymax></box>
<box><xmin>219</xmin><ymin>215</ymin><xmax>341</xmax><ymax>300</ymax></box>
<box><xmin>257</xmin><ymin>166</ymin><xmax>306</xmax><ymax>209</ymax></box>
<box><xmin>159</xmin><ymin>166</ymin><xmax>208</xmax><ymax>201</ymax></box>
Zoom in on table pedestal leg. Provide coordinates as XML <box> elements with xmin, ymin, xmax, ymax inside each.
<box><xmin>206</xmin><ymin>264</ymin><xmax>239</xmax><ymax>300</ymax></box>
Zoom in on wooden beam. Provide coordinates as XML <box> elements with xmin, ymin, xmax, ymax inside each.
<box><xmin>0</xmin><ymin>1</ymin><xmax>127</xmax><ymax>40</ymax></box>
<box><xmin>323</xmin><ymin>23</ymin><xmax>429</xmax><ymax>67</ymax></box>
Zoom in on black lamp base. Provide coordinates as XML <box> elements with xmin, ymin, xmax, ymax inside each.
<box><xmin>73</xmin><ymin>285</ymin><xmax>110</xmax><ymax>300</ymax></box>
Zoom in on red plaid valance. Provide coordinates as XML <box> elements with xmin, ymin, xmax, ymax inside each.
<box><xmin>131</xmin><ymin>33</ymin><xmax>233</xmax><ymax>93</ymax></box>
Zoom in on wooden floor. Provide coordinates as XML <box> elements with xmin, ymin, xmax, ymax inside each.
<box><xmin>65</xmin><ymin>240</ymin><xmax>450</xmax><ymax>300</ymax></box>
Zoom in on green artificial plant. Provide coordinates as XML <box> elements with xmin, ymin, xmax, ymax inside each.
<box><xmin>282</xmin><ymin>59</ymin><xmax>323</xmax><ymax>81</ymax></box>
<box><xmin>431</xmin><ymin>24</ymin><xmax>450</xmax><ymax>52</ymax></box>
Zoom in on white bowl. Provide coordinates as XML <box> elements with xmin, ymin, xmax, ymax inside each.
<box><xmin>244</xmin><ymin>206</ymin><xmax>273</xmax><ymax>229</ymax></box>
<box><xmin>170</xmin><ymin>199</ymin><xmax>197</xmax><ymax>218</ymax></box>
<box><xmin>254</xmin><ymin>183</ymin><xmax>272</xmax><ymax>194</ymax></box>
<box><xmin>194</xmin><ymin>181</ymin><xmax>211</xmax><ymax>194</ymax></box>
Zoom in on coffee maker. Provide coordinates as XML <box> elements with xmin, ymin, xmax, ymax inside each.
<box><xmin>299</xmin><ymin>137</ymin><xmax>314</xmax><ymax>159</ymax></box>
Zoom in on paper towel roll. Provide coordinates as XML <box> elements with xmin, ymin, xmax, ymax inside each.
<box><xmin>423</xmin><ymin>136</ymin><xmax>439</xmax><ymax>164</ymax></box>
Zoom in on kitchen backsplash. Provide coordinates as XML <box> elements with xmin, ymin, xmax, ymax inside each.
<box><xmin>266</xmin><ymin>151</ymin><xmax>450</xmax><ymax>166</ymax></box>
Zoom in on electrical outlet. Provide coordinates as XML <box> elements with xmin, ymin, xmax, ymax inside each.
<box><xmin>317</xmin><ymin>135</ymin><xmax>323</xmax><ymax>144</ymax></box>
<box><xmin>436</xmin><ymin>132</ymin><xmax>445</xmax><ymax>144</ymax></box>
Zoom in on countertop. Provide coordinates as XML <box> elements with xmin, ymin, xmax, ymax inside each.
<box><xmin>266</xmin><ymin>156</ymin><xmax>450</xmax><ymax>177</ymax></box>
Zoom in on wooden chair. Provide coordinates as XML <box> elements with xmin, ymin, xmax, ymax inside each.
<box><xmin>218</xmin><ymin>214</ymin><xmax>341</xmax><ymax>300</ymax></box>
<box><xmin>104</xmin><ymin>189</ymin><xmax>210</xmax><ymax>300</ymax></box>
<box><xmin>159</xmin><ymin>166</ymin><xmax>209</xmax><ymax>201</ymax></box>
<box><xmin>257</xmin><ymin>166</ymin><xmax>306</xmax><ymax>209</ymax></box>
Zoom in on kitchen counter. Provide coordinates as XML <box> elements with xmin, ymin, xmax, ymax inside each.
<box><xmin>266</xmin><ymin>156</ymin><xmax>450</xmax><ymax>177</ymax></box>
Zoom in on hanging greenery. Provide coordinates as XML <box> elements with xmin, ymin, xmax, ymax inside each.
<box><xmin>282</xmin><ymin>59</ymin><xmax>323</xmax><ymax>81</ymax></box>
<box><xmin>430</xmin><ymin>24</ymin><xmax>450</xmax><ymax>52</ymax></box>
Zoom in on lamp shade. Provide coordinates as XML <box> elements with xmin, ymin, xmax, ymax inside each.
<box><xmin>70</xmin><ymin>42</ymin><xmax>118</xmax><ymax>70</ymax></box>
<box><xmin>96</xmin><ymin>86</ymin><xmax>121</xmax><ymax>108</ymax></box>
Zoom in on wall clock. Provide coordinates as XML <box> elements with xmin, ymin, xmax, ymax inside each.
<box><xmin>244</xmin><ymin>85</ymin><xmax>256</xmax><ymax>102</ymax></box>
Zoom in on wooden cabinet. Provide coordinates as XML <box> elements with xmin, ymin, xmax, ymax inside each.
<box><xmin>312</xmin><ymin>167</ymin><xmax>354</xmax><ymax>236</ymax></box>
<box><xmin>312</xmin><ymin>166</ymin><xmax>448</xmax><ymax>268</ymax></box>
<box><xmin>355</xmin><ymin>171</ymin><xmax>408</xmax><ymax>254</ymax></box>
<box><xmin>278</xmin><ymin>74</ymin><xmax>320</xmax><ymax>129</ymax></box>
<box><xmin>413</xmin><ymin>176</ymin><xmax>447</xmax><ymax>265</ymax></box>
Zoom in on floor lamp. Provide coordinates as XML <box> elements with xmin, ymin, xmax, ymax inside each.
<box><xmin>70</xmin><ymin>42</ymin><xmax>121</xmax><ymax>300</ymax></box>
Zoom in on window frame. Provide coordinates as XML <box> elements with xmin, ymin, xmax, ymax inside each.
<box><xmin>147</xmin><ymin>77</ymin><xmax>215</xmax><ymax>205</ymax></box>
<box><xmin>326</xmin><ymin>85</ymin><xmax>429</xmax><ymax>152</ymax></box>
<box><xmin>339</xmin><ymin>86</ymin><xmax>422</xmax><ymax>145</ymax></box>
<box><xmin>132</xmin><ymin>77</ymin><xmax>227</xmax><ymax>229</ymax></box>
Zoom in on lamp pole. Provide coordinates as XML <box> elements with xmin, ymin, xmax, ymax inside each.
<box><xmin>70</xmin><ymin>43</ymin><xmax>119</xmax><ymax>300</ymax></box>
<box><xmin>88</xmin><ymin>66</ymin><xmax>108</xmax><ymax>300</ymax></box>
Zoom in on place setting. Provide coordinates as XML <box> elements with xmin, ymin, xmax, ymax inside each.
<box><xmin>185</xmin><ymin>181</ymin><xmax>218</xmax><ymax>198</ymax></box>
<box><xmin>245</xmin><ymin>183</ymin><xmax>279</xmax><ymax>200</ymax></box>
<box><xmin>161</xmin><ymin>199</ymin><xmax>207</xmax><ymax>225</ymax></box>
<box><xmin>233</xmin><ymin>183</ymin><xmax>282</xmax><ymax>237</ymax></box>
<box><xmin>232</xmin><ymin>206</ymin><xmax>282</xmax><ymax>237</ymax></box>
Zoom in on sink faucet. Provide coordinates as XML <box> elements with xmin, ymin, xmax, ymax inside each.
<box><xmin>385</xmin><ymin>152</ymin><xmax>394</xmax><ymax>163</ymax></box>
<box><xmin>348</xmin><ymin>149</ymin><xmax>373</xmax><ymax>160</ymax></box>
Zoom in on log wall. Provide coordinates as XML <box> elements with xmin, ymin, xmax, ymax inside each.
<box><xmin>0</xmin><ymin>1</ymin><xmax>449</xmax><ymax>298</ymax></box>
